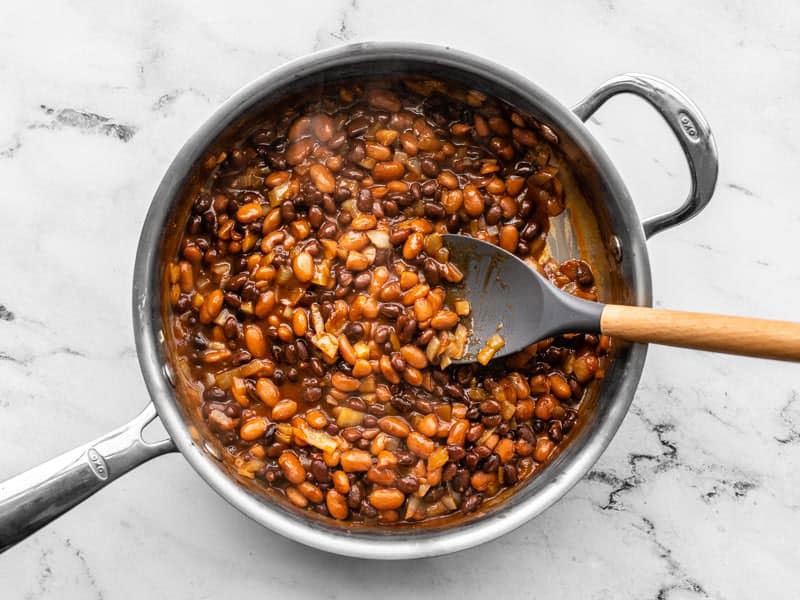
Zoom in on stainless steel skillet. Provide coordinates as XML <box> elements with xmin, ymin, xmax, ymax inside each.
<box><xmin>0</xmin><ymin>42</ymin><xmax>717</xmax><ymax>558</ymax></box>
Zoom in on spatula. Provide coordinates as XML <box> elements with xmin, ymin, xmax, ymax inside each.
<box><xmin>442</xmin><ymin>234</ymin><xmax>800</xmax><ymax>364</ymax></box>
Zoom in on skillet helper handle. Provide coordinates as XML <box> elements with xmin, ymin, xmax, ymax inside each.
<box><xmin>601</xmin><ymin>305</ymin><xmax>800</xmax><ymax>362</ymax></box>
<box><xmin>0</xmin><ymin>402</ymin><xmax>174</xmax><ymax>553</ymax></box>
<box><xmin>572</xmin><ymin>73</ymin><xmax>718</xmax><ymax>238</ymax></box>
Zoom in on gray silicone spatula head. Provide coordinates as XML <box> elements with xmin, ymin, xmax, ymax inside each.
<box><xmin>441</xmin><ymin>234</ymin><xmax>604</xmax><ymax>363</ymax></box>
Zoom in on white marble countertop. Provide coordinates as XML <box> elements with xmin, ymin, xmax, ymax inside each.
<box><xmin>2</xmin><ymin>1</ymin><xmax>799</xmax><ymax>598</ymax></box>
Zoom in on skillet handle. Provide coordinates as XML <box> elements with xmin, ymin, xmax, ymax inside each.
<box><xmin>572</xmin><ymin>73</ymin><xmax>718</xmax><ymax>238</ymax></box>
<box><xmin>0</xmin><ymin>402</ymin><xmax>174</xmax><ymax>553</ymax></box>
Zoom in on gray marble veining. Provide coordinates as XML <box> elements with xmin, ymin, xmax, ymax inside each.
<box><xmin>1</xmin><ymin>0</ymin><xmax>799</xmax><ymax>597</ymax></box>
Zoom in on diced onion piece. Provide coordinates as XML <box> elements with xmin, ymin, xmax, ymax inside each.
<box><xmin>358</xmin><ymin>375</ymin><xmax>376</xmax><ymax>393</ymax></box>
<box><xmin>293</xmin><ymin>421</ymin><xmax>340</xmax><ymax>453</ymax></box>
<box><xmin>476</xmin><ymin>333</ymin><xmax>505</xmax><ymax>365</ymax></box>
<box><xmin>441</xmin><ymin>493</ymin><xmax>458</xmax><ymax>511</ymax></box>
<box><xmin>275</xmin><ymin>423</ymin><xmax>293</xmax><ymax>445</ymax></box>
<box><xmin>213</xmin><ymin>308</ymin><xmax>233</xmax><ymax>327</ymax></box>
<box><xmin>231</xmin><ymin>377</ymin><xmax>249</xmax><ymax>407</ymax></box>
<box><xmin>353</xmin><ymin>341</ymin><xmax>371</xmax><ymax>360</ymax></box>
<box><xmin>427</xmin><ymin>446</ymin><xmax>449</xmax><ymax>473</ymax></box>
<box><xmin>405</xmin><ymin>495</ymin><xmax>422</xmax><ymax>520</ymax></box>
<box><xmin>268</xmin><ymin>181</ymin><xmax>290</xmax><ymax>206</ymax></box>
<box><xmin>214</xmin><ymin>359</ymin><xmax>275</xmax><ymax>389</ymax></box>
<box><xmin>310</xmin><ymin>303</ymin><xmax>325</xmax><ymax>334</ymax></box>
<box><xmin>487</xmin><ymin>334</ymin><xmax>505</xmax><ymax>349</ymax></box>
<box><xmin>425</xmin><ymin>335</ymin><xmax>442</xmax><ymax>362</ymax></box>
<box><xmin>276</xmin><ymin>265</ymin><xmax>293</xmax><ymax>285</ymax></box>
<box><xmin>311</xmin><ymin>332</ymin><xmax>339</xmax><ymax>361</ymax></box>
<box><xmin>454</xmin><ymin>299</ymin><xmax>471</xmax><ymax>317</ymax></box>
<box><xmin>312</xmin><ymin>259</ymin><xmax>333</xmax><ymax>287</ymax></box>
<box><xmin>341</xmin><ymin>198</ymin><xmax>357</xmax><ymax>218</ymax></box>
<box><xmin>366</xmin><ymin>230</ymin><xmax>391</xmax><ymax>249</ymax></box>
<box><xmin>336</xmin><ymin>407</ymin><xmax>365</xmax><ymax>428</ymax></box>
<box><xmin>426</xmin><ymin>500</ymin><xmax>448</xmax><ymax>517</ymax></box>
<box><xmin>236</xmin><ymin>458</ymin><xmax>266</xmax><ymax>479</ymax></box>
<box><xmin>477</xmin><ymin>426</ymin><xmax>496</xmax><ymax>446</ymax></box>
<box><xmin>501</xmin><ymin>401</ymin><xmax>516</xmax><ymax>421</ymax></box>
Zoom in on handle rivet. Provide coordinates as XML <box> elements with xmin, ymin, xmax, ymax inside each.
<box><xmin>610</xmin><ymin>235</ymin><xmax>623</xmax><ymax>263</ymax></box>
<box><xmin>204</xmin><ymin>440</ymin><xmax>222</xmax><ymax>461</ymax></box>
<box><xmin>162</xmin><ymin>363</ymin><xmax>175</xmax><ymax>387</ymax></box>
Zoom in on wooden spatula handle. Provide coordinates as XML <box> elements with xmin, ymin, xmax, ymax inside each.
<box><xmin>600</xmin><ymin>305</ymin><xmax>800</xmax><ymax>361</ymax></box>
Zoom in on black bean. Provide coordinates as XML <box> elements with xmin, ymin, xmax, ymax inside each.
<box><xmin>485</xmin><ymin>204</ymin><xmax>502</xmax><ymax>225</ymax></box>
<box><xmin>389</xmin><ymin>228</ymin><xmax>411</xmax><ymax>245</ymax></box>
<box><xmin>521</xmin><ymin>221</ymin><xmax>539</xmax><ymax>241</ymax></box>
<box><xmin>519</xmin><ymin>198</ymin><xmax>534</xmax><ymax>218</ymax></box>
<box><xmin>280</xmin><ymin>201</ymin><xmax>296</xmax><ymax>222</ymax></box>
<box><xmin>423</xmin><ymin>202</ymin><xmax>445</xmax><ymax>220</ymax></box>
<box><xmin>420</xmin><ymin>179</ymin><xmax>438</xmax><ymax>197</ymax></box>
<box><xmin>311</xmin><ymin>460</ymin><xmax>329</xmax><ymax>483</ymax></box>
<box><xmin>343</xmin><ymin>322</ymin><xmax>364</xmax><ymax>342</ymax></box>
<box><xmin>230</xmin><ymin>350</ymin><xmax>251</xmax><ymax>366</ymax></box>
<box><xmin>296</xmin><ymin>338</ymin><xmax>310</xmax><ymax>361</ymax></box>
<box><xmin>308</xmin><ymin>205</ymin><xmax>324</xmax><ymax>228</ymax></box>
<box><xmin>390</xmin><ymin>395</ymin><xmax>414</xmax><ymax>413</ymax></box>
<box><xmin>452</xmin><ymin>469</ymin><xmax>470</xmax><ymax>493</ymax></box>
<box><xmin>379</xmin><ymin>302</ymin><xmax>403</xmax><ymax>319</ymax></box>
<box><xmin>193</xmin><ymin>194</ymin><xmax>211</xmax><ymax>213</ymax></box>
<box><xmin>417</xmin><ymin>328</ymin><xmax>434</xmax><ymax>345</ymax></box>
<box><xmin>367</xmin><ymin>403</ymin><xmax>386</xmax><ymax>417</ymax></box>
<box><xmin>397</xmin><ymin>475</ymin><xmax>420</xmax><ymax>494</ymax></box>
<box><xmin>474</xmin><ymin>445</ymin><xmax>492</xmax><ymax>459</ymax></box>
<box><xmin>502</xmin><ymin>464</ymin><xmax>518</xmax><ymax>485</ymax></box>
<box><xmin>346</xmin><ymin>118</ymin><xmax>370</xmax><ymax>138</ymax></box>
<box><xmin>284</xmin><ymin>344</ymin><xmax>297</xmax><ymax>364</ymax></box>
<box><xmin>482</xmin><ymin>454</ymin><xmax>500</xmax><ymax>473</ymax></box>
<box><xmin>303</xmin><ymin>386</ymin><xmax>323</xmax><ymax>403</ymax></box>
<box><xmin>461</xmin><ymin>493</ymin><xmax>482</xmax><ymax>514</ymax></box>
<box><xmin>360</xmin><ymin>499</ymin><xmax>378</xmax><ymax>518</ymax></box>
<box><xmin>353</xmin><ymin>272</ymin><xmax>372</xmax><ymax>289</ymax></box>
<box><xmin>374</xmin><ymin>248</ymin><xmax>390</xmax><ymax>266</ymax></box>
<box><xmin>390</xmin><ymin>353</ymin><xmax>406</xmax><ymax>373</ymax></box>
<box><xmin>373</xmin><ymin>325</ymin><xmax>391</xmax><ymax>344</ymax></box>
<box><xmin>482</xmin><ymin>414</ymin><xmax>502</xmax><ymax>427</ymax></box>
<box><xmin>447</xmin><ymin>445</ymin><xmax>467</xmax><ymax>461</ymax></box>
<box><xmin>420</xmin><ymin>157</ymin><xmax>440</xmax><ymax>178</ymax></box>
<box><xmin>203</xmin><ymin>386</ymin><xmax>226</xmax><ymax>402</ymax></box>
<box><xmin>399</xmin><ymin>317</ymin><xmax>417</xmax><ymax>342</ymax></box>
<box><xmin>576</xmin><ymin>261</ymin><xmax>594</xmax><ymax>287</ymax></box>
<box><xmin>356</xmin><ymin>189</ymin><xmax>373</xmax><ymax>213</ymax></box>
<box><xmin>548</xmin><ymin>420</ymin><xmax>563</xmax><ymax>443</ymax></box>
<box><xmin>465</xmin><ymin>451</ymin><xmax>480</xmax><ymax>471</ymax></box>
<box><xmin>425</xmin><ymin>486</ymin><xmax>446</xmax><ymax>502</ymax></box>
<box><xmin>318</xmin><ymin>221</ymin><xmax>337</xmax><ymax>239</ymax></box>
<box><xmin>347</xmin><ymin>484</ymin><xmax>363</xmax><ymax>509</ymax></box>
<box><xmin>310</xmin><ymin>357</ymin><xmax>325</xmax><ymax>377</ymax></box>
<box><xmin>382</xmin><ymin>199</ymin><xmax>399</xmax><ymax>216</ymax></box>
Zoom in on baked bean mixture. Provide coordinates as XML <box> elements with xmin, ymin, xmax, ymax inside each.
<box><xmin>166</xmin><ymin>77</ymin><xmax>610</xmax><ymax>524</ymax></box>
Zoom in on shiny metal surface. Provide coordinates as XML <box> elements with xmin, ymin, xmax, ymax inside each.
<box><xmin>0</xmin><ymin>42</ymin><xmax>717</xmax><ymax>558</ymax></box>
<box><xmin>0</xmin><ymin>403</ymin><xmax>173</xmax><ymax>551</ymax></box>
<box><xmin>572</xmin><ymin>73</ymin><xmax>719</xmax><ymax>238</ymax></box>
